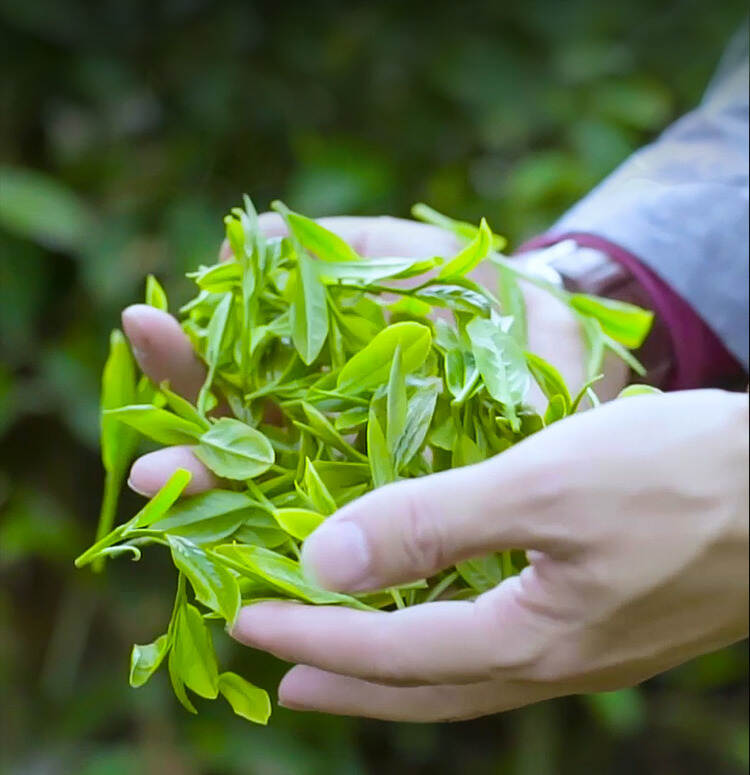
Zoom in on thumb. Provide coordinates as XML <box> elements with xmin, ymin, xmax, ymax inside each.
<box><xmin>301</xmin><ymin>437</ymin><xmax>576</xmax><ymax>593</ymax></box>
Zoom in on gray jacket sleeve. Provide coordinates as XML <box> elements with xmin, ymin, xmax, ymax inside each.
<box><xmin>552</xmin><ymin>27</ymin><xmax>749</xmax><ymax>368</ymax></box>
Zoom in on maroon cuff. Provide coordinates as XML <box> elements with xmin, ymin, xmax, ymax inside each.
<box><xmin>517</xmin><ymin>233</ymin><xmax>744</xmax><ymax>390</ymax></box>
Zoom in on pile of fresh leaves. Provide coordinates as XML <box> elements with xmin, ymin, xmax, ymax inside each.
<box><xmin>75</xmin><ymin>198</ymin><xmax>654</xmax><ymax>724</ymax></box>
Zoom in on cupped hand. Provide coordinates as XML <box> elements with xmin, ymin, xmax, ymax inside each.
<box><xmin>119</xmin><ymin>218</ymin><xmax>747</xmax><ymax>722</ymax></box>
<box><xmin>228</xmin><ymin>389</ymin><xmax>748</xmax><ymax>721</ymax></box>
<box><xmin>124</xmin><ymin>213</ymin><xmax>615</xmax><ymax>496</ymax></box>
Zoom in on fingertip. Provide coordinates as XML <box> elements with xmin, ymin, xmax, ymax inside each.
<box><xmin>121</xmin><ymin>304</ymin><xmax>178</xmax><ymax>357</ymax></box>
<box><xmin>257</xmin><ymin>211</ymin><xmax>287</xmax><ymax>236</ymax></box>
<box><xmin>121</xmin><ymin>302</ymin><xmax>172</xmax><ymax>333</ymax></box>
<box><xmin>120</xmin><ymin>304</ymin><xmax>205</xmax><ymax>400</ymax></box>
<box><xmin>128</xmin><ymin>446</ymin><xmax>218</xmax><ymax>497</ymax></box>
<box><xmin>229</xmin><ymin>600</ymin><xmax>300</xmax><ymax>647</ymax></box>
<box><xmin>218</xmin><ymin>239</ymin><xmax>232</xmax><ymax>262</ymax></box>
<box><xmin>301</xmin><ymin>520</ymin><xmax>373</xmax><ymax>593</ymax></box>
<box><xmin>278</xmin><ymin>665</ymin><xmax>322</xmax><ymax>710</ymax></box>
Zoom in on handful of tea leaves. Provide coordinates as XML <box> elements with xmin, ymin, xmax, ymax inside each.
<box><xmin>76</xmin><ymin>199</ymin><xmax>653</xmax><ymax>724</ymax></box>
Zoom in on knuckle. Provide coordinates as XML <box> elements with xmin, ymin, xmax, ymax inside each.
<box><xmin>476</xmin><ymin>578</ymin><xmax>557</xmax><ymax>681</ymax></box>
<box><xmin>400</xmin><ymin>487</ymin><xmax>447</xmax><ymax>575</ymax></box>
<box><xmin>364</xmin><ymin>624</ymin><xmax>417</xmax><ymax>684</ymax></box>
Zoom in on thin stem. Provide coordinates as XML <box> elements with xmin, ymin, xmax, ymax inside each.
<box><xmin>91</xmin><ymin>468</ymin><xmax>123</xmax><ymax>573</ymax></box>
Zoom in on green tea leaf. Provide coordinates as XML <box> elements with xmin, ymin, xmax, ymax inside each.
<box><xmin>329</xmin><ymin>307</ymin><xmax>382</xmax><ymax>348</ymax></box>
<box><xmin>577</xmin><ymin>314</ymin><xmax>606</xmax><ymax>380</ymax></box>
<box><xmin>273</xmin><ymin>507</ymin><xmax>326</xmax><ymax>540</ymax></box>
<box><xmin>411</xmin><ymin>203</ymin><xmax>506</xmax><ymax>251</ymax></box>
<box><xmin>129</xmin><ymin>634</ymin><xmax>170</xmax><ymax>688</ymax></box>
<box><xmin>570</xmin><ymin>374</ymin><xmax>604</xmax><ymax>412</ymax></box>
<box><xmin>164</xmin><ymin>511</ymin><xmax>249</xmax><ymax>545</ymax></box>
<box><xmin>429</xmin><ymin>414</ymin><xmax>457</xmax><ymax>451</ymax></box>
<box><xmin>133</xmin><ymin>469</ymin><xmax>193</xmax><ymax>528</ymax></box>
<box><xmin>452</xmin><ymin>433</ymin><xmax>484</xmax><ymax>468</ymax></box>
<box><xmin>168</xmin><ymin>647</ymin><xmax>198</xmax><ymax>714</ymax></box>
<box><xmin>291</xmin><ymin>256</ymin><xmax>329</xmax><ymax>365</ymax></box>
<box><xmin>204</xmin><ymin>292</ymin><xmax>234</xmax><ymax>365</ymax></box>
<box><xmin>318</xmin><ymin>256</ymin><xmax>440</xmax><ymax>284</ymax></box>
<box><xmin>196</xmin><ymin>418</ymin><xmax>275</xmax><ymax>480</ymax></box>
<box><xmin>456</xmin><ymin>554</ymin><xmax>504</xmax><ymax>592</ymax></box>
<box><xmin>393</xmin><ymin>385</ymin><xmax>439</xmax><ymax>471</ymax></box>
<box><xmin>388</xmin><ymin>296</ymin><xmax>433</xmax><ymax>319</ymax></box>
<box><xmin>198</xmin><ymin>292</ymin><xmax>234</xmax><ymax>414</ymax></box>
<box><xmin>95</xmin><ymin>329</ymin><xmax>140</xmax><ymax>571</ymax></box>
<box><xmin>168</xmin><ymin>535</ymin><xmax>241</xmax><ymax>623</ymax></box>
<box><xmin>274</xmin><ymin>202</ymin><xmax>360</xmax><ymax>262</ymax></box>
<box><xmin>604</xmin><ymin>334</ymin><xmax>647</xmax><ymax>376</ymax></box>
<box><xmin>386</xmin><ymin>345</ymin><xmax>407</xmax><ymax>457</ymax></box>
<box><xmin>334</xmin><ymin>405</ymin><xmax>369</xmax><ymax>431</ymax></box>
<box><xmin>311</xmin><ymin>461</ymin><xmax>371</xmax><ymax>491</ymax></box>
<box><xmin>172</xmin><ymin>602</ymin><xmax>219</xmax><ymax>698</ymax></box>
<box><xmin>444</xmin><ymin>347</ymin><xmax>479</xmax><ymax>404</ymax></box>
<box><xmin>151</xmin><ymin>490</ymin><xmax>261</xmax><ymax>542</ymax></box>
<box><xmin>466</xmin><ymin>318</ymin><xmax>530</xmax><ymax>432</ymax></box>
<box><xmin>224</xmin><ymin>214</ymin><xmax>244</xmax><ymax>260</ymax></box>
<box><xmin>337</xmin><ymin>322</ymin><xmax>432</xmax><ymax>394</ymax></box>
<box><xmin>413</xmin><ymin>283</ymin><xmax>491</xmax><ymax>316</ymax></box>
<box><xmin>438</xmin><ymin>217</ymin><xmax>492</xmax><ymax>278</ymax></box>
<box><xmin>188</xmin><ymin>261</ymin><xmax>242</xmax><ymax>293</ymax></box>
<box><xmin>100</xmin><ymin>330</ymin><xmax>139</xmax><ymax>476</ymax></box>
<box><xmin>158</xmin><ymin>382</ymin><xmax>211</xmax><ymax>430</ymax></box>
<box><xmin>105</xmin><ymin>404</ymin><xmax>205</xmax><ymax>445</ymax></box>
<box><xmin>145</xmin><ymin>274</ymin><xmax>169</xmax><ymax>311</ymax></box>
<box><xmin>570</xmin><ymin>293</ymin><xmax>653</xmax><ymax>349</ymax></box>
<box><xmin>218</xmin><ymin>672</ymin><xmax>271</xmax><ymax>725</ymax></box>
<box><xmin>367</xmin><ymin>405</ymin><xmax>393</xmax><ymax>488</ymax></box>
<box><xmin>497</xmin><ymin>262</ymin><xmax>527</xmax><ymax>346</ymax></box>
<box><xmin>525</xmin><ymin>352</ymin><xmax>572</xmax><ymax>412</ymax></box>
<box><xmin>298</xmin><ymin>402</ymin><xmax>367</xmax><ymax>462</ymax></box>
<box><xmin>75</xmin><ymin>469</ymin><xmax>193</xmax><ymax>568</ymax></box>
<box><xmin>544</xmin><ymin>394</ymin><xmax>568</xmax><ymax>425</ymax></box>
<box><xmin>303</xmin><ymin>459</ymin><xmax>337</xmax><ymax>515</ymax></box>
<box><xmin>213</xmin><ymin>544</ymin><xmax>365</xmax><ymax>606</ymax></box>
<box><xmin>617</xmin><ymin>384</ymin><xmax>662</xmax><ymax>399</ymax></box>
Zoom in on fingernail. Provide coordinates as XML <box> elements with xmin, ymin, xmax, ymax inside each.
<box><xmin>228</xmin><ymin>603</ymin><xmax>264</xmax><ymax>643</ymax></box>
<box><xmin>121</xmin><ymin>306</ymin><xmax>147</xmax><ymax>361</ymax></box>
<box><xmin>278</xmin><ymin>696</ymin><xmax>307</xmax><ymax>711</ymax></box>
<box><xmin>301</xmin><ymin>521</ymin><xmax>371</xmax><ymax>592</ymax></box>
<box><xmin>126</xmin><ymin>476</ymin><xmax>150</xmax><ymax>497</ymax></box>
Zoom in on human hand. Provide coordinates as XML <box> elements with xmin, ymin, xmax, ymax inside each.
<box><xmin>122</xmin><ymin>214</ymin><xmax>621</xmax><ymax>496</ymax></box>
<box><xmin>224</xmin><ymin>389</ymin><xmax>749</xmax><ymax>721</ymax></box>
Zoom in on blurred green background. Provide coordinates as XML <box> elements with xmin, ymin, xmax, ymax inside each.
<box><xmin>1</xmin><ymin>1</ymin><xmax>748</xmax><ymax>773</ymax></box>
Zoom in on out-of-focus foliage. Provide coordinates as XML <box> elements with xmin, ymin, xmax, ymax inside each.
<box><xmin>0</xmin><ymin>1</ymin><xmax>747</xmax><ymax>773</ymax></box>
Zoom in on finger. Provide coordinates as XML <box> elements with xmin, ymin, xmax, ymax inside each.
<box><xmin>219</xmin><ymin>239</ymin><xmax>233</xmax><ymax>262</ymax></box>
<box><xmin>128</xmin><ymin>446</ymin><xmax>218</xmax><ymax>496</ymax></box>
<box><xmin>231</xmin><ymin>579</ymin><xmax>553</xmax><ymax>686</ymax></box>
<box><xmin>256</xmin><ymin>212</ymin><xmax>461</xmax><ymax>259</ymax></box>
<box><xmin>278</xmin><ymin>665</ymin><xmax>554</xmax><ymax>722</ymax></box>
<box><xmin>300</xmin><ymin>435</ymin><xmax>580</xmax><ymax>593</ymax></box>
<box><xmin>122</xmin><ymin>305</ymin><xmax>206</xmax><ymax>402</ymax></box>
